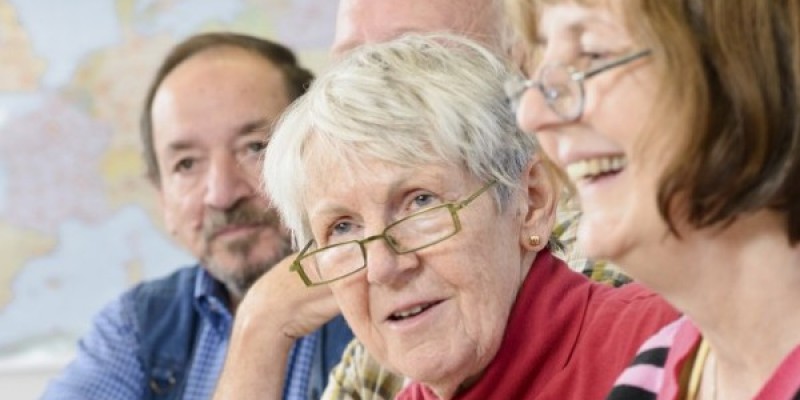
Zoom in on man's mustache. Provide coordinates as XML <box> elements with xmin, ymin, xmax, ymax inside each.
<box><xmin>203</xmin><ymin>202</ymin><xmax>282</xmax><ymax>240</ymax></box>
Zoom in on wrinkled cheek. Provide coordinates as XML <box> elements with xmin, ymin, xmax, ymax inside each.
<box><xmin>331</xmin><ymin>277</ymin><xmax>375</xmax><ymax>339</ymax></box>
<box><xmin>165</xmin><ymin>199</ymin><xmax>203</xmax><ymax>243</ymax></box>
<box><xmin>173</xmin><ymin>222</ymin><xmax>206</xmax><ymax>258</ymax></box>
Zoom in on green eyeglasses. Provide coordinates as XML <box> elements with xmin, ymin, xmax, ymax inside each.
<box><xmin>291</xmin><ymin>180</ymin><xmax>497</xmax><ymax>286</ymax></box>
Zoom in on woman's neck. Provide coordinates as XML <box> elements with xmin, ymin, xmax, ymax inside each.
<box><xmin>633</xmin><ymin>210</ymin><xmax>800</xmax><ymax>398</ymax></box>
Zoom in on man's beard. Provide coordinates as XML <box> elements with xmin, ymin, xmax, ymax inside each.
<box><xmin>201</xmin><ymin>200</ymin><xmax>293</xmax><ymax>299</ymax></box>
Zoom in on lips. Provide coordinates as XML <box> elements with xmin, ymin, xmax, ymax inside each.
<box><xmin>387</xmin><ymin>300</ymin><xmax>443</xmax><ymax>322</ymax></box>
<box><xmin>209</xmin><ymin>223</ymin><xmax>264</xmax><ymax>240</ymax></box>
<box><xmin>565</xmin><ymin>155</ymin><xmax>627</xmax><ymax>182</ymax></box>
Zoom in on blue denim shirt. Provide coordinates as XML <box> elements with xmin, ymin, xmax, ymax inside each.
<box><xmin>42</xmin><ymin>265</ymin><xmax>352</xmax><ymax>399</ymax></box>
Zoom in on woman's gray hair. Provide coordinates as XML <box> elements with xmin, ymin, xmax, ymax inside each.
<box><xmin>264</xmin><ymin>33</ymin><xmax>539</xmax><ymax>246</ymax></box>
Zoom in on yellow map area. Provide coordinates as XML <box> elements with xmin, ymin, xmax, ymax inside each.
<box><xmin>0</xmin><ymin>2</ymin><xmax>46</xmax><ymax>91</ymax></box>
<box><xmin>0</xmin><ymin>225</ymin><xmax>56</xmax><ymax>308</ymax></box>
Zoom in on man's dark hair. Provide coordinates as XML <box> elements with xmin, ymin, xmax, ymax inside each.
<box><xmin>140</xmin><ymin>32</ymin><xmax>314</xmax><ymax>184</ymax></box>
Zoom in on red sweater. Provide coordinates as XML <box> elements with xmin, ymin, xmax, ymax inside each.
<box><xmin>396</xmin><ymin>250</ymin><xmax>679</xmax><ymax>400</ymax></box>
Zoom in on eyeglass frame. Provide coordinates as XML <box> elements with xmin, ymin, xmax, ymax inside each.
<box><xmin>290</xmin><ymin>180</ymin><xmax>498</xmax><ymax>286</ymax></box>
<box><xmin>506</xmin><ymin>49</ymin><xmax>652</xmax><ymax>122</ymax></box>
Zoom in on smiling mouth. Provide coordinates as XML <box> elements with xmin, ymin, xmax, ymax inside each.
<box><xmin>566</xmin><ymin>155</ymin><xmax>627</xmax><ymax>182</ymax></box>
<box><xmin>388</xmin><ymin>300</ymin><xmax>443</xmax><ymax>321</ymax></box>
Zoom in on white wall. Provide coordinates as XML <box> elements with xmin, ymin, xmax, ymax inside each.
<box><xmin>0</xmin><ymin>367</ymin><xmax>62</xmax><ymax>400</ymax></box>
<box><xmin>0</xmin><ymin>351</ymin><xmax>71</xmax><ymax>400</ymax></box>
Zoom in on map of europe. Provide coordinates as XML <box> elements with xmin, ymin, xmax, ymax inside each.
<box><xmin>0</xmin><ymin>0</ymin><xmax>336</xmax><ymax>369</ymax></box>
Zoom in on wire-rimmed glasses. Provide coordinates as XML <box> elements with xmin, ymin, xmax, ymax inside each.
<box><xmin>505</xmin><ymin>49</ymin><xmax>652</xmax><ymax>122</ymax></box>
<box><xmin>291</xmin><ymin>180</ymin><xmax>497</xmax><ymax>286</ymax></box>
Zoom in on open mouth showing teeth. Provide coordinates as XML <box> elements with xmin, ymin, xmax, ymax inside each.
<box><xmin>388</xmin><ymin>301</ymin><xmax>441</xmax><ymax>321</ymax></box>
<box><xmin>566</xmin><ymin>156</ymin><xmax>627</xmax><ymax>182</ymax></box>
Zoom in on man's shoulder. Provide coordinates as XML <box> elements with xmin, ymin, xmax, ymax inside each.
<box><xmin>123</xmin><ymin>265</ymin><xmax>205</xmax><ymax>393</ymax></box>
<box><xmin>119</xmin><ymin>265</ymin><xmax>203</xmax><ymax>343</ymax></box>
<box><xmin>93</xmin><ymin>265</ymin><xmax>200</xmax><ymax>325</ymax></box>
<box><xmin>318</xmin><ymin>315</ymin><xmax>355</xmax><ymax>377</ymax></box>
<box><xmin>126</xmin><ymin>265</ymin><xmax>201</xmax><ymax>300</ymax></box>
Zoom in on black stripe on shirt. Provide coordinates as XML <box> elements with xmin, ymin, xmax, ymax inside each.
<box><xmin>606</xmin><ymin>385</ymin><xmax>657</xmax><ymax>400</ymax></box>
<box><xmin>628</xmin><ymin>347</ymin><xmax>669</xmax><ymax>367</ymax></box>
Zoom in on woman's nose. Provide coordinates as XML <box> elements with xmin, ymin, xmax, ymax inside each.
<box><xmin>515</xmin><ymin>84</ymin><xmax>564</xmax><ymax>135</ymax></box>
<box><xmin>366</xmin><ymin>237</ymin><xmax>419</xmax><ymax>287</ymax></box>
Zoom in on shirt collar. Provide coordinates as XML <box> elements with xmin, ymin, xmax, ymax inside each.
<box><xmin>193</xmin><ymin>267</ymin><xmax>233</xmax><ymax>330</ymax></box>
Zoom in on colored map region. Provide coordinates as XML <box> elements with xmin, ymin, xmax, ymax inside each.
<box><xmin>0</xmin><ymin>0</ymin><xmax>335</xmax><ymax>367</ymax></box>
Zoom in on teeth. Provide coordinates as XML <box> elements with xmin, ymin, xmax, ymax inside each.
<box><xmin>566</xmin><ymin>156</ymin><xmax>627</xmax><ymax>182</ymax></box>
<box><xmin>392</xmin><ymin>305</ymin><xmax>425</xmax><ymax>319</ymax></box>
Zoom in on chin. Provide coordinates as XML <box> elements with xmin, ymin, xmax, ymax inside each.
<box><xmin>405</xmin><ymin>364</ymin><xmax>468</xmax><ymax>398</ymax></box>
<box><xmin>577</xmin><ymin>217</ymin><xmax>628</xmax><ymax>262</ymax></box>
<box><xmin>396</xmin><ymin>343</ymin><xmax>483</xmax><ymax>395</ymax></box>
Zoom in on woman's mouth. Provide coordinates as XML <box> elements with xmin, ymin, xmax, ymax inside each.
<box><xmin>388</xmin><ymin>300</ymin><xmax>443</xmax><ymax>321</ymax></box>
<box><xmin>566</xmin><ymin>155</ymin><xmax>627</xmax><ymax>183</ymax></box>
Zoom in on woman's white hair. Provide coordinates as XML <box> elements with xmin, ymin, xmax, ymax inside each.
<box><xmin>263</xmin><ymin>33</ymin><xmax>539</xmax><ymax>247</ymax></box>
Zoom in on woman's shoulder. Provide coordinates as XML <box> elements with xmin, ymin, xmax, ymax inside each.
<box><xmin>591</xmin><ymin>281</ymin><xmax>678</xmax><ymax>317</ymax></box>
<box><xmin>578</xmin><ymin>284</ymin><xmax>682</xmax><ymax>366</ymax></box>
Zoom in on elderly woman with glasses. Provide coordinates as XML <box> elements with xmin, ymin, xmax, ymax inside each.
<box><xmin>508</xmin><ymin>0</ymin><xmax>800</xmax><ymax>398</ymax></box>
<box><xmin>260</xmin><ymin>34</ymin><xmax>677</xmax><ymax>400</ymax></box>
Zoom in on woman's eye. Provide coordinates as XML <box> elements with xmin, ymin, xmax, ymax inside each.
<box><xmin>411</xmin><ymin>193</ymin><xmax>437</xmax><ymax>210</ymax></box>
<box><xmin>331</xmin><ymin>221</ymin><xmax>354</xmax><ymax>236</ymax></box>
<box><xmin>581</xmin><ymin>51</ymin><xmax>609</xmax><ymax>61</ymax></box>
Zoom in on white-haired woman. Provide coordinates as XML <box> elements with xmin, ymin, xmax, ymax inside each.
<box><xmin>261</xmin><ymin>34</ymin><xmax>677</xmax><ymax>399</ymax></box>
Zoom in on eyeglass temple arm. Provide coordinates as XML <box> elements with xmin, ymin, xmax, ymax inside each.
<box><xmin>458</xmin><ymin>180</ymin><xmax>498</xmax><ymax>209</ymax></box>
<box><xmin>575</xmin><ymin>49</ymin><xmax>653</xmax><ymax>81</ymax></box>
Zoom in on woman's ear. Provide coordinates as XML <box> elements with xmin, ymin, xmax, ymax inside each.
<box><xmin>518</xmin><ymin>155</ymin><xmax>559</xmax><ymax>251</ymax></box>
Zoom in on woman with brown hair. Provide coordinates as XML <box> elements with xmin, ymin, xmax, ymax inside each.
<box><xmin>507</xmin><ymin>0</ymin><xmax>800</xmax><ymax>398</ymax></box>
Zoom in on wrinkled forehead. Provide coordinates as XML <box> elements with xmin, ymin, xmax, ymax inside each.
<box><xmin>515</xmin><ymin>0</ymin><xmax>634</xmax><ymax>52</ymax></box>
<box><xmin>300</xmin><ymin>130</ymin><xmax>443</xmax><ymax>182</ymax></box>
<box><xmin>332</xmin><ymin>0</ymin><xmax>499</xmax><ymax>55</ymax></box>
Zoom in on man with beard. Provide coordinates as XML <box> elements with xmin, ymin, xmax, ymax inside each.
<box><xmin>43</xmin><ymin>33</ymin><xmax>353</xmax><ymax>400</ymax></box>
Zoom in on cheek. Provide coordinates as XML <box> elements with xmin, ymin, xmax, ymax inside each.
<box><xmin>599</xmin><ymin>78</ymin><xmax>660</xmax><ymax>152</ymax></box>
<box><xmin>330</xmin><ymin>277</ymin><xmax>372</xmax><ymax>333</ymax></box>
<box><xmin>439</xmin><ymin>245</ymin><xmax>518</xmax><ymax>319</ymax></box>
<box><xmin>162</xmin><ymin>189</ymin><xmax>201</xmax><ymax>235</ymax></box>
<box><xmin>535</xmin><ymin>134</ymin><xmax>561</xmax><ymax>163</ymax></box>
<box><xmin>459</xmin><ymin>233</ymin><xmax>524</xmax><ymax>321</ymax></box>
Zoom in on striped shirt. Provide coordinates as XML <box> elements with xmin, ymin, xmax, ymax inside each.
<box><xmin>607</xmin><ymin>317</ymin><xmax>800</xmax><ymax>400</ymax></box>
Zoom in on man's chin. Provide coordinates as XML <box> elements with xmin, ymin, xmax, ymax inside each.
<box><xmin>202</xmin><ymin>248</ymin><xmax>291</xmax><ymax>297</ymax></box>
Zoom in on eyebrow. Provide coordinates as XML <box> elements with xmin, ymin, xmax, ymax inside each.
<box><xmin>237</xmin><ymin>117</ymin><xmax>274</xmax><ymax>136</ymax></box>
<box><xmin>538</xmin><ymin>11</ymin><xmax>617</xmax><ymax>42</ymax></box>
<box><xmin>165</xmin><ymin>117</ymin><xmax>275</xmax><ymax>153</ymax></box>
<box><xmin>165</xmin><ymin>139</ymin><xmax>197</xmax><ymax>153</ymax></box>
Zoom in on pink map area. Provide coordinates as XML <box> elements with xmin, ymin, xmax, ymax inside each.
<box><xmin>0</xmin><ymin>96</ymin><xmax>111</xmax><ymax>234</ymax></box>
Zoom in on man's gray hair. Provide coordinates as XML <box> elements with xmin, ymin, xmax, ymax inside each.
<box><xmin>263</xmin><ymin>33</ymin><xmax>539</xmax><ymax>246</ymax></box>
